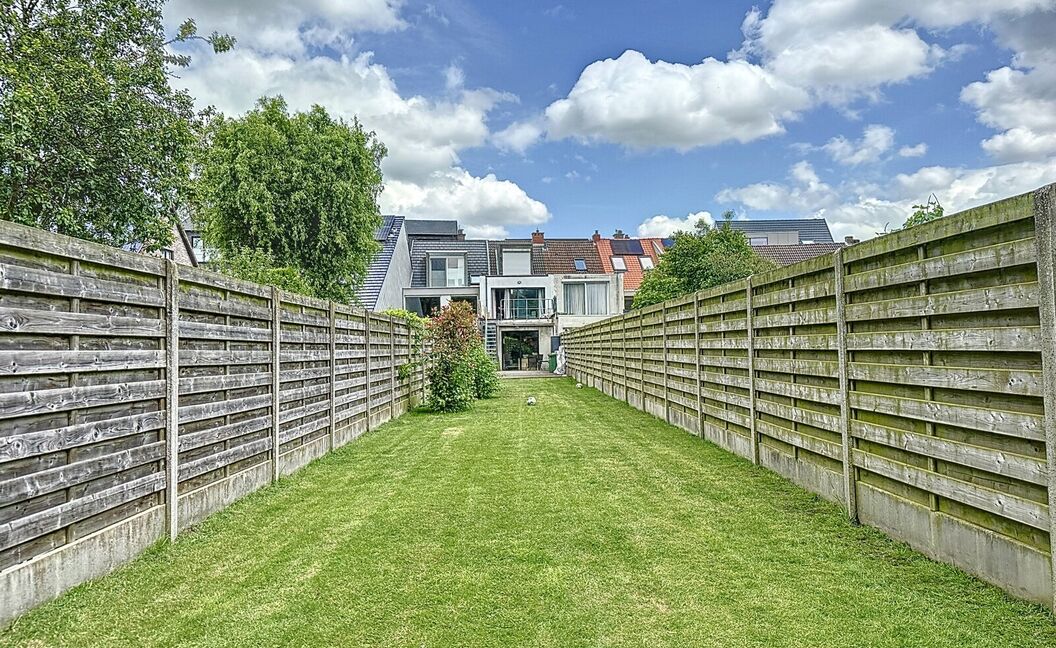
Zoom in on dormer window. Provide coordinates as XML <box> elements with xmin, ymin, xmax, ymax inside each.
<box><xmin>749</xmin><ymin>237</ymin><xmax>768</xmax><ymax>246</ymax></box>
<box><xmin>429</xmin><ymin>255</ymin><xmax>466</xmax><ymax>287</ymax></box>
<box><xmin>502</xmin><ymin>249</ymin><xmax>531</xmax><ymax>275</ymax></box>
<box><xmin>573</xmin><ymin>258</ymin><xmax>587</xmax><ymax>272</ymax></box>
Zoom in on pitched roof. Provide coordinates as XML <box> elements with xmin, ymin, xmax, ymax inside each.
<box><xmin>486</xmin><ymin>240</ymin><xmax>545</xmax><ymax>275</ymax></box>
<box><xmin>752</xmin><ymin>242</ymin><xmax>844</xmax><ymax>266</ymax></box>
<box><xmin>404</xmin><ymin>219</ymin><xmax>460</xmax><ymax>237</ymax></box>
<box><xmin>596</xmin><ymin>237</ymin><xmax>667</xmax><ymax>291</ymax></box>
<box><xmin>409</xmin><ymin>239</ymin><xmax>489</xmax><ymax>287</ymax></box>
<box><xmin>356</xmin><ymin>215</ymin><xmax>404</xmax><ymax>309</ymax></box>
<box><xmin>725</xmin><ymin>218</ymin><xmax>834</xmax><ymax>243</ymax></box>
<box><xmin>540</xmin><ymin>239</ymin><xmax>604</xmax><ymax>274</ymax></box>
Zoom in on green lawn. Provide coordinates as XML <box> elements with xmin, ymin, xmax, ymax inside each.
<box><xmin>4</xmin><ymin>378</ymin><xmax>1056</xmax><ymax>647</ymax></box>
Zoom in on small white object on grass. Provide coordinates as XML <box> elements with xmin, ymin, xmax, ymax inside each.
<box><xmin>576</xmin><ymin>383</ymin><xmax>583</xmax><ymax>389</ymax></box>
<box><xmin>527</xmin><ymin>396</ymin><xmax>537</xmax><ymax>406</ymax></box>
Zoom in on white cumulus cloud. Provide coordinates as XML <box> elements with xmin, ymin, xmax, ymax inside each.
<box><xmin>899</xmin><ymin>143</ymin><xmax>928</xmax><ymax>157</ymax></box>
<box><xmin>165</xmin><ymin>2</ymin><xmax>550</xmax><ymax>236</ymax></box>
<box><xmin>637</xmin><ymin>212</ymin><xmax>714</xmax><ymax>238</ymax></box>
<box><xmin>718</xmin><ymin>157</ymin><xmax>1056</xmax><ymax>242</ymax></box>
<box><xmin>544</xmin><ymin>50</ymin><xmax>809</xmax><ymax>150</ymax></box>
<box><xmin>823</xmin><ymin>124</ymin><xmax>895</xmax><ymax>165</ymax></box>
<box><xmin>492</xmin><ymin>119</ymin><xmax>545</xmax><ymax>154</ymax></box>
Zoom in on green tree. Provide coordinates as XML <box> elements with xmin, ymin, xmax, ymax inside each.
<box><xmin>633</xmin><ymin>211</ymin><xmax>776</xmax><ymax>308</ymax></box>
<box><xmin>0</xmin><ymin>0</ymin><xmax>231</xmax><ymax>250</ymax></box>
<box><xmin>901</xmin><ymin>195</ymin><xmax>944</xmax><ymax>230</ymax></box>
<box><xmin>194</xmin><ymin>96</ymin><xmax>385</xmax><ymax>302</ymax></box>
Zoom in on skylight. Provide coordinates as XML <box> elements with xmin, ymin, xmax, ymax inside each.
<box><xmin>611</xmin><ymin>257</ymin><xmax>626</xmax><ymax>271</ymax></box>
<box><xmin>574</xmin><ymin>258</ymin><xmax>587</xmax><ymax>271</ymax></box>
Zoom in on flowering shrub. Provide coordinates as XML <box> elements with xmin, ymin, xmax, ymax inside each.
<box><xmin>425</xmin><ymin>302</ymin><xmax>481</xmax><ymax>412</ymax></box>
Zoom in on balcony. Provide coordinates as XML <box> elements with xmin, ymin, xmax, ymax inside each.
<box><xmin>496</xmin><ymin>297</ymin><xmax>556</xmax><ymax>320</ymax></box>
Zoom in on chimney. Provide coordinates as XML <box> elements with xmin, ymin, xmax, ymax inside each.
<box><xmin>592</xmin><ymin>230</ymin><xmax>601</xmax><ymax>242</ymax></box>
<box><xmin>844</xmin><ymin>235</ymin><xmax>859</xmax><ymax>245</ymax></box>
<box><xmin>456</xmin><ymin>228</ymin><xmax>465</xmax><ymax>241</ymax></box>
<box><xmin>532</xmin><ymin>229</ymin><xmax>545</xmax><ymax>245</ymax></box>
<box><xmin>613</xmin><ymin>229</ymin><xmax>628</xmax><ymax>239</ymax></box>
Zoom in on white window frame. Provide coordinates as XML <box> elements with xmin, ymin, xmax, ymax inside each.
<box><xmin>429</xmin><ymin>254</ymin><xmax>466</xmax><ymax>287</ymax></box>
<box><xmin>564</xmin><ymin>282</ymin><xmax>609</xmax><ymax>315</ymax></box>
<box><xmin>639</xmin><ymin>256</ymin><xmax>654</xmax><ymax>270</ymax></box>
<box><xmin>749</xmin><ymin>237</ymin><xmax>769</xmax><ymax>246</ymax></box>
<box><xmin>502</xmin><ymin>249</ymin><xmax>531</xmax><ymax>276</ymax></box>
<box><xmin>611</xmin><ymin>256</ymin><xmax>626</xmax><ymax>272</ymax></box>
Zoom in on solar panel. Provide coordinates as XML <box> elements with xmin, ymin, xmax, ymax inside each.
<box><xmin>610</xmin><ymin>239</ymin><xmax>643</xmax><ymax>255</ymax></box>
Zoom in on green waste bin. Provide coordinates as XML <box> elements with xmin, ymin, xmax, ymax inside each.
<box><xmin>548</xmin><ymin>353</ymin><xmax>557</xmax><ymax>372</ymax></box>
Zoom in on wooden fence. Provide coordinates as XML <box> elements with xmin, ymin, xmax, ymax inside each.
<box><xmin>0</xmin><ymin>221</ymin><xmax>425</xmax><ymax>624</ymax></box>
<box><xmin>564</xmin><ymin>184</ymin><xmax>1056</xmax><ymax>609</ymax></box>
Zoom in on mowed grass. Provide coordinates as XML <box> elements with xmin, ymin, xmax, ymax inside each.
<box><xmin>4</xmin><ymin>379</ymin><xmax>1056</xmax><ymax>647</ymax></box>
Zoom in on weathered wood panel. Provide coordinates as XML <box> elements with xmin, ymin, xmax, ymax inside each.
<box><xmin>0</xmin><ymin>219</ymin><xmax>425</xmax><ymax>624</ymax></box>
<box><xmin>562</xmin><ymin>186</ymin><xmax>1056</xmax><ymax>609</ymax></box>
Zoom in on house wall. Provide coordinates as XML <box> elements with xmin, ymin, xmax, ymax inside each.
<box><xmin>374</xmin><ymin>226</ymin><xmax>411</xmax><ymax>312</ymax></box>
<box><xmin>480</xmin><ymin>275</ymin><xmax>554</xmax><ymax>319</ymax></box>
<box><xmin>403</xmin><ymin>287</ymin><xmax>482</xmax><ymax>316</ymax></box>
<box><xmin>553</xmin><ymin>273</ymin><xmax>622</xmax><ymax>313</ymax></box>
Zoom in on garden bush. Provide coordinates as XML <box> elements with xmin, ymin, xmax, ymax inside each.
<box><xmin>469</xmin><ymin>344</ymin><xmax>500</xmax><ymax>399</ymax></box>
<box><xmin>426</xmin><ymin>302</ymin><xmax>480</xmax><ymax>412</ymax></box>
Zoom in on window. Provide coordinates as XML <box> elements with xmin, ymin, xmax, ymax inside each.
<box><xmin>190</xmin><ymin>234</ymin><xmax>212</xmax><ymax>263</ymax></box>
<box><xmin>611</xmin><ymin>256</ymin><xmax>626</xmax><ymax>271</ymax></box>
<box><xmin>503</xmin><ymin>288</ymin><xmax>543</xmax><ymax>318</ymax></box>
<box><xmin>639</xmin><ymin>256</ymin><xmax>654</xmax><ymax>270</ymax></box>
<box><xmin>573</xmin><ymin>258</ymin><xmax>587</xmax><ymax>272</ymax></box>
<box><xmin>502</xmin><ymin>250</ymin><xmax>531</xmax><ymax>275</ymax></box>
<box><xmin>749</xmin><ymin>237</ymin><xmax>769</xmax><ymax>246</ymax></box>
<box><xmin>429</xmin><ymin>255</ymin><xmax>465</xmax><ymax>287</ymax></box>
<box><xmin>564</xmin><ymin>283</ymin><xmax>608</xmax><ymax>315</ymax></box>
<box><xmin>654</xmin><ymin>241</ymin><xmax>666</xmax><ymax>256</ymax></box>
<box><xmin>406</xmin><ymin>296</ymin><xmax>441</xmax><ymax>317</ymax></box>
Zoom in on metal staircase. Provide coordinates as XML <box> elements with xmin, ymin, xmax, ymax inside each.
<box><xmin>483</xmin><ymin>320</ymin><xmax>499</xmax><ymax>362</ymax></box>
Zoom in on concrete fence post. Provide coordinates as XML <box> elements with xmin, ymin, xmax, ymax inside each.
<box><xmin>746</xmin><ymin>277</ymin><xmax>759</xmax><ymax>465</ymax></box>
<box><xmin>270</xmin><ymin>286</ymin><xmax>282</xmax><ymax>482</ymax></box>
<box><xmin>329</xmin><ymin>301</ymin><xmax>337</xmax><ymax>450</ymax></box>
<box><xmin>834</xmin><ymin>249</ymin><xmax>858</xmax><ymax>521</ymax></box>
<box><xmin>694</xmin><ymin>293</ymin><xmax>703</xmax><ymax>439</ymax></box>
<box><xmin>364</xmin><ymin>312</ymin><xmax>372</xmax><ymax>433</ymax></box>
<box><xmin>164</xmin><ymin>260</ymin><xmax>180</xmax><ymax>541</ymax></box>
<box><xmin>1031</xmin><ymin>183</ymin><xmax>1056</xmax><ymax>612</ymax></box>
<box><xmin>661</xmin><ymin>303</ymin><xmax>670</xmax><ymax>423</ymax></box>
<box><xmin>389</xmin><ymin>316</ymin><xmax>397</xmax><ymax>418</ymax></box>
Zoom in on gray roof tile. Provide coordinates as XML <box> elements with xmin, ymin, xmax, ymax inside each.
<box><xmin>409</xmin><ymin>239</ymin><xmax>489</xmax><ymax>287</ymax></box>
<box><xmin>726</xmin><ymin>218</ymin><xmax>834</xmax><ymax>243</ymax></box>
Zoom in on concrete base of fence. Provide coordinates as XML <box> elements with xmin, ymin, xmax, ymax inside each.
<box><xmin>857</xmin><ymin>482</ymin><xmax>1052</xmax><ymax>606</ymax></box>
<box><xmin>279</xmin><ymin>436</ymin><xmax>331</xmax><ymax>477</ymax></box>
<box><xmin>335</xmin><ymin>418</ymin><xmax>369</xmax><ymax>447</ymax></box>
<box><xmin>760</xmin><ymin>445</ymin><xmax>845</xmax><ymax>506</ymax></box>
<box><xmin>0</xmin><ymin>507</ymin><xmax>165</xmax><ymax>627</ymax></box>
<box><xmin>178</xmin><ymin>461</ymin><xmax>273</xmax><ymax>530</ymax></box>
<box><xmin>702</xmin><ymin>422</ymin><xmax>752</xmax><ymax>461</ymax></box>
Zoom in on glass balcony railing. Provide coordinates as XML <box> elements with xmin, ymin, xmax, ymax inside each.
<box><xmin>497</xmin><ymin>298</ymin><xmax>555</xmax><ymax>320</ymax></box>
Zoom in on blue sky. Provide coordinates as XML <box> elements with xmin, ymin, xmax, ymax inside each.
<box><xmin>166</xmin><ymin>0</ymin><xmax>1056</xmax><ymax>241</ymax></box>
